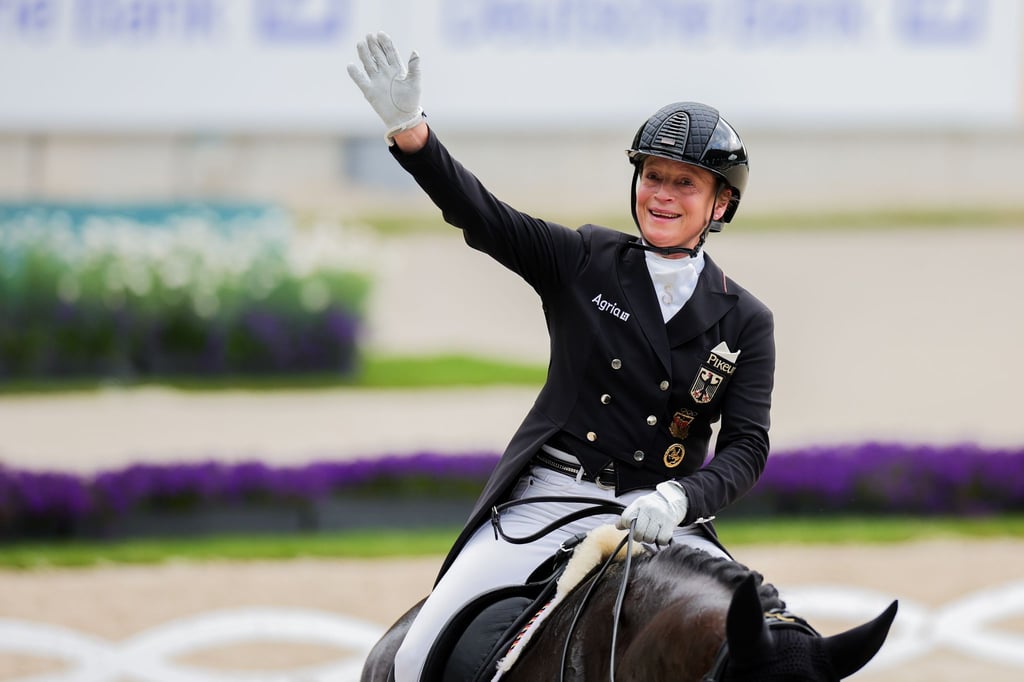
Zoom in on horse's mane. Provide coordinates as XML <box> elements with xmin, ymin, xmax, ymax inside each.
<box><xmin>643</xmin><ymin>543</ymin><xmax>786</xmax><ymax>611</ymax></box>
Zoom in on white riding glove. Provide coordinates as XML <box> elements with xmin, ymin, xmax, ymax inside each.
<box><xmin>617</xmin><ymin>480</ymin><xmax>690</xmax><ymax>546</ymax></box>
<box><xmin>347</xmin><ymin>32</ymin><xmax>424</xmax><ymax>142</ymax></box>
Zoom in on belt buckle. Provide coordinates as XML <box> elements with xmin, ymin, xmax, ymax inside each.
<box><xmin>593</xmin><ymin>472</ymin><xmax>616</xmax><ymax>491</ymax></box>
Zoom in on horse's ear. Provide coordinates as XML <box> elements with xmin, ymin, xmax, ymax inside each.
<box><xmin>822</xmin><ymin>600</ymin><xmax>899</xmax><ymax>678</ymax></box>
<box><xmin>726</xmin><ymin>574</ymin><xmax>772</xmax><ymax>658</ymax></box>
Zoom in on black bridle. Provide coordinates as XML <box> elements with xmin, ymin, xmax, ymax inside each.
<box><xmin>700</xmin><ymin>610</ymin><xmax>823</xmax><ymax>682</ymax></box>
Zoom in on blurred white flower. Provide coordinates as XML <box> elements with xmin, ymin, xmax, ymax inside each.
<box><xmin>124</xmin><ymin>262</ymin><xmax>153</xmax><ymax>297</ymax></box>
<box><xmin>300</xmin><ymin>279</ymin><xmax>331</xmax><ymax>312</ymax></box>
<box><xmin>287</xmin><ymin>221</ymin><xmax>377</xmax><ymax>278</ymax></box>
<box><xmin>192</xmin><ymin>289</ymin><xmax>220</xmax><ymax>319</ymax></box>
<box><xmin>2</xmin><ymin>206</ymin><xmax>378</xmax><ymax>312</ymax></box>
<box><xmin>57</xmin><ymin>272</ymin><xmax>80</xmax><ymax>303</ymax></box>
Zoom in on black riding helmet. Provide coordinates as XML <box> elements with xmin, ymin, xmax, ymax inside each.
<box><xmin>627</xmin><ymin>102</ymin><xmax>749</xmax><ymax>234</ymax></box>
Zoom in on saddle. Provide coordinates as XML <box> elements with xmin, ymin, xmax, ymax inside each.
<box><xmin>420</xmin><ymin>525</ymin><xmax>644</xmax><ymax>682</ymax></box>
<box><xmin>419</xmin><ymin>535</ymin><xmax>580</xmax><ymax>682</ymax></box>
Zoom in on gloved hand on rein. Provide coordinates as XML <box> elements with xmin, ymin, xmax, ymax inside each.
<box><xmin>617</xmin><ymin>480</ymin><xmax>689</xmax><ymax>545</ymax></box>
<box><xmin>347</xmin><ymin>32</ymin><xmax>424</xmax><ymax>142</ymax></box>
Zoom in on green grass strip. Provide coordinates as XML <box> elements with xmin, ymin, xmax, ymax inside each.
<box><xmin>0</xmin><ymin>353</ymin><xmax>547</xmax><ymax>395</ymax></box>
<box><xmin>353</xmin><ymin>353</ymin><xmax>546</xmax><ymax>388</ymax></box>
<box><xmin>732</xmin><ymin>207</ymin><xmax>1024</xmax><ymax>232</ymax></box>
<box><xmin>0</xmin><ymin>528</ymin><xmax>463</xmax><ymax>570</ymax></box>
<box><xmin>356</xmin><ymin>207</ymin><xmax>1024</xmax><ymax>236</ymax></box>
<box><xmin>3</xmin><ymin>516</ymin><xmax>1023</xmax><ymax>570</ymax></box>
<box><xmin>715</xmin><ymin>514</ymin><xmax>1024</xmax><ymax>546</ymax></box>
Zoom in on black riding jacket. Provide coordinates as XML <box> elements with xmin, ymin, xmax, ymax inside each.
<box><xmin>390</xmin><ymin>129</ymin><xmax>775</xmax><ymax>580</ymax></box>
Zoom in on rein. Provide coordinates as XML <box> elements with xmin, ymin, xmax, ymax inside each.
<box><xmin>490</xmin><ymin>496</ymin><xmax>634</xmax><ymax>682</ymax></box>
<box><xmin>490</xmin><ymin>495</ymin><xmax>626</xmax><ymax>544</ymax></box>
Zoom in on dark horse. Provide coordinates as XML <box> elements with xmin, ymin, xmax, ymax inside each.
<box><xmin>361</xmin><ymin>543</ymin><xmax>898</xmax><ymax>681</ymax></box>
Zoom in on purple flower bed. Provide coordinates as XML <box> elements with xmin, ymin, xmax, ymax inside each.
<box><xmin>0</xmin><ymin>452</ymin><xmax>500</xmax><ymax>538</ymax></box>
<box><xmin>737</xmin><ymin>442</ymin><xmax>1024</xmax><ymax>516</ymax></box>
<box><xmin>1</xmin><ymin>443</ymin><xmax>1022</xmax><ymax>539</ymax></box>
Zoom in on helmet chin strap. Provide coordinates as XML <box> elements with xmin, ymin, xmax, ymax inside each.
<box><xmin>626</xmin><ymin>232</ymin><xmax>706</xmax><ymax>258</ymax></box>
<box><xmin>629</xmin><ymin>186</ymin><xmax>722</xmax><ymax>259</ymax></box>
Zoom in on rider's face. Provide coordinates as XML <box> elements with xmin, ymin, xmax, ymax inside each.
<box><xmin>635</xmin><ymin>157</ymin><xmax>726</xmax><ymax>257</ymax></box>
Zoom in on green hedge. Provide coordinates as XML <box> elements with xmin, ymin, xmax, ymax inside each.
<box><xmin>0</xmin><ymin>203</ymin><xmax>372</xmax><ymax>378</ymax></box>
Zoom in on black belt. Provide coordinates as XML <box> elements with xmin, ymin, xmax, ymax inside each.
<box><xmin>534</xmin><ymin>450</ymin><xmax>616</xmax><ymax>487</ymax></box>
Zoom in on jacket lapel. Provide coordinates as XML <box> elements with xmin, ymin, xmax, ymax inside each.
<box><xmin>666</xmin><ymin>254</ymin><xmax>739</xmax><ymax>347</ymax></box>
<box><xmin>618</xmin><ymin>241</ymin><xmax>672</xmax><ymax>374</ymax></box>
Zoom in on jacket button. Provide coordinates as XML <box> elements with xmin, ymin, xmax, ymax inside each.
<box><xmin>600</xmin><ymin>394</ymin><xmax>611</xmax><ymax>405</ymax></box>
<box><xmin>633</xmin><ymin>450</ymin><xmax>645</xmax><ymax>462</ymax></box>
<box><xmin>610</xmin><ymin>358</ymin><xmax>622</xmax><ymax>370</ymax></box>
<box><xmin>659</xmin><ymin>380</ymin><xmax>670</xmax><ymax>391</ymax></box>
<box><xmin>587</xmin><ymin>431</ymin><xmax>598</xmax><ymax>442</ymax></box>
<box><xmin>646</xmin><ymin>415</ymin><xmax>658</xmax><ymax>426</ymax></box>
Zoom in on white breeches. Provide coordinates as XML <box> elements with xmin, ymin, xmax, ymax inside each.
<box><xmin>392</xmin><ymin>465</ymin><xmax>729</xmax><ymax>682</ymax></box>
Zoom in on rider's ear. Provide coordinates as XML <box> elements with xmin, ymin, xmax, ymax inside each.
<box><xmin>725</xmin><ymin>574</ymin><xmax>773</xmax><ymax>658</ymax></box>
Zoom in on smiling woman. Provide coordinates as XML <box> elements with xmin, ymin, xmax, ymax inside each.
<box><xmin>625</xmin><ymin>101</ymin><xmax>749</xmax><ymax>258</ymax></box>
<box><xmin>634</xmin><ymin>157</ymin><xmax>733</xmax><ymax>254</ymax></box>
<box><xmin>347</xmin><ymin>31</ymin><xmax>776</xmax><ymax>682</ymax></box>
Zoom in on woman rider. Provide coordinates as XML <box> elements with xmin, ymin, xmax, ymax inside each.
<box><xmin>348</xmin><ymin>32</ymin><xmax>774</xmax><ymax>682</ymax></box>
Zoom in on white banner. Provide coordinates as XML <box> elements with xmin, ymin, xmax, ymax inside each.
<box><xmin>0</xmin><ymin>0</ymin><xmax>1019</xmax><ymax>132</ymax></box>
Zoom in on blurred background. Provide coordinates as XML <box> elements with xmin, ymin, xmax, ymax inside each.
<box><xmin>1</xmin><ymin>1</ymin><xmax>1024</xmax><ymax>681</ymax></box>
<box><xmin>3</xmin><ymin>0</ymin><xmax>1022</xmax><ymax>217</ymax></box>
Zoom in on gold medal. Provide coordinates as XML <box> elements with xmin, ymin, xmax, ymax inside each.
<box><xmin>663</xmin><ymin>443</ymin><xmax>685</xmax><ymax>468</ymax></box>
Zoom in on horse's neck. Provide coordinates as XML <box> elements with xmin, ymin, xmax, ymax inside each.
<box><xmin>508</xmin><ymin>554</ymin><xmax>737</xmax><ymax>682</ymax></box>
<box><xmin>619</xmin><ymin>573</ymin><xmax>733</xmax><ymax>679</ymax></box>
